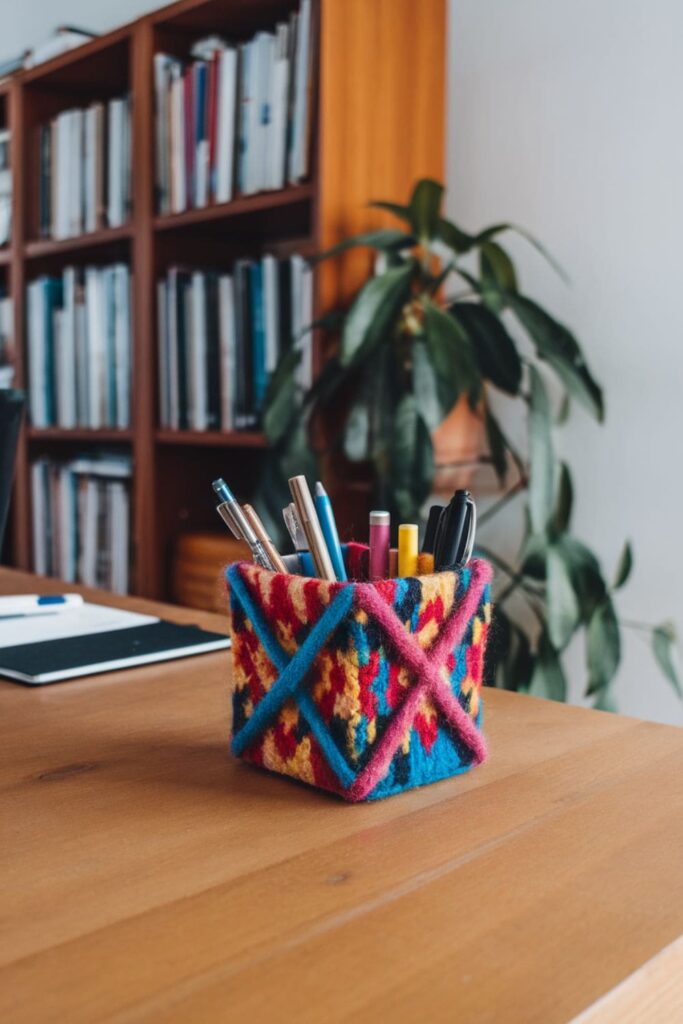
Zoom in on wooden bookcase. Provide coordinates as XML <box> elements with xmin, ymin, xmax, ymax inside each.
<box><xmin>2</xmin><ymin>0</ymin><xmax>445</xmax><ymax>599</ymax></box>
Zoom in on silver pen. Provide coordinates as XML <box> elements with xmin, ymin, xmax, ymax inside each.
<box><xmin>212</xmin><ymin>478</ymin><xmax>272</xmax><ymax>570</ymax></box>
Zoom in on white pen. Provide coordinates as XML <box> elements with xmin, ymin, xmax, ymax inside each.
<box><xmin>0</xmin><ymin>594</ymin><xmax>84</xmax><ymax>619</ymax></box>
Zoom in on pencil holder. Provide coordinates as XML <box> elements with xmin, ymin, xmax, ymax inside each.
<box><xmin>226</xmin><ymin>552</ymin><xmax>493</xmax><ymax>802</ymax></box>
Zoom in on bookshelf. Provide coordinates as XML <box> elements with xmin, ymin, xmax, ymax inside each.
<box><xmin>3</xmin><ymin>0</ymin><xmax>446</xmax><ymax>599</ymax></box>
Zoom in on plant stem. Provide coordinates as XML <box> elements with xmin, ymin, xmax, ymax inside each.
<box><xmin>477</xmin><ymin>544</ymin><xmax>546</xmax><ymax>625</ymax></box>
<box><xmin>479</xmin><ymin>479</ymin><xmax>527</xmax><ymax>526</ymax></box>
<box><xmin>620</xmin><ymin>618</ymin><xmax>656</xmax><ymax>634</ymax></box>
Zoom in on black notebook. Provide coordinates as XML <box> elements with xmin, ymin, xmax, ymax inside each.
<box><xmin>0</xmin><ymin>602</ymin><xmax>230</xmax><ymax>685</ymax></box>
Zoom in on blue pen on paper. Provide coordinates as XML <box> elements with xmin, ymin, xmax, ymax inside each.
<box><xmin>0</xmin><ymin>594</ymin><xmax>84</xmax><ymax>619</ymax></box>
<box><xmin>314</xmin><ymin>482</ymin><xmax>347</xmax><ymax>581</ymax></box>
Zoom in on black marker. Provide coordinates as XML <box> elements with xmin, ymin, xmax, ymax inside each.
<box><xmin>434</xmin><ymin>490</ymin><xmax>476</xmax><ymax>570</ymax></box>
<box><xmin>422</xmin><ymin>504</ymin><xmax>443</xmax><ymax>554</ymax></box>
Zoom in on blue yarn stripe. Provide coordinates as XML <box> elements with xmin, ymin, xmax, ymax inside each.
<box><xmin>297</xmin><ymin>692</ymin><xmax>355</xmax><ymax>788</ymax></box>
<box><xmin>228</xmin><ymin>568</ymin><xmax>355</xmax><ymax>786</ymax></box>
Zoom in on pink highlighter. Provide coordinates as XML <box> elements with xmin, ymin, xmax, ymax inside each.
<box><xmin>369</xmin><ymin>511</ymin><xmax>390</xmax><ymax>580</ymax></box>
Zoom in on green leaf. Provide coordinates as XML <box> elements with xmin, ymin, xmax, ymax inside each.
<box><xmin>556</xmin><ymin>392</ymin><xmax>571</xmax><ymax>425</ymax></box>
<box><xmin>313</xmin><ymin>229</ymin><xmax>415</xmax><ymax>263</ymax></box>
<box><xmin>556</xmin><ymin>535</ymin><xmax>607</xmax><ymax>623</ymax></box>
<box><xmin>412</xmin><ymin>339</ymin><xmax>443</xmax><ymax>430</ymax></box>
<box><xmin>390</xmin><ymin>393</ymin><xmax>434</xmax><ymax>519</ymax></box>
<box><xmin>546</xmin><ymin>543</ymin><xmax>580</xmax><ymax>649</ymax></box>
<box><xmin>587</xmin><ymin>597</ymin><xmax>621</xmax><ymax>695</ymax></box>
<box><xmin>612</xmin><ymin>542</ymin><xmax>633</xmax><ymax>590</ymax></box>
<box><xmin>551</xmin><ymin>462</ymin><xmax>573</xmax><ymax>534</ymax></box>
<box><xmin>340</xmin><ymin>261</ymin><xmax>414</xmax><ymax>368</ymax></box>
<box><xmin>652</xmin><ymin>623</ymin><xmax>682</xmax><ymax>698</ymax></box>
<box><xmin>476</xmin><ymin>223</ymin><xmax>569</xmax><ymax>283</ymax></box>
<box><xmin>506</xmin><ymin>622</ymin><xmax>534</xmax><ymax>692</ymax></box>
<box><xmin>594</xmin><ymin>687</ymin><xmax>617</xmax><ymax>712</ymax></box>
<box><xmin>263</xmin><ymin>346</ymin><xmax>301</xmax><ymax>443</ymax></box>
<box><xmin>509</xmin><ymin>294</ymin><xmax>604</xmax><ymax>421</ymax></box>
<box><xmin>437</xmin><ymin>217</ymin><xmax>476</xmax><ymax>255</ymax></box>
<box><xmin>369</xmin><ymin>200</ymin><xmax>412</xmax><ymax>224</ymax></box>
<box><xmin>437</xmin><ymin>218</ymin><xmax>567</xmax><ymax>279</ymax></box>
<box><xmin>415</xmin><ymin>414</ymin><xmax>436</xmax><ymax>505</ymax></box>
<box><xmin>408</xmin><ymin>179</ymin><xmax>444</xmax><ymax>242</ymax></box>
<box><xmin>520</xmin><ymin>531</ymin><xmax>547</xmax><ymax>580</ymax></box>
<box><xmin>484</xmin><ymin>405</ymin><xmax>508</xmax><ymax>484</ymax></box>
<box><xmin>423</xmin><ymin>300</ymin><xmax>477</xmax><ymax>413</ymax></box>
<box><xmin>427</xmin><ymin>260</ymin><xmax>455</xmax><ymax>296</ymax></box>
<box><xmin>343</xmin><ymin>397</ymin><xmax>370</xmax><ymax>461</ymax></box>
<box><xmin>452</xmin><ymin>303</ymin><xmax>522</xmax><ymax>394</ymax></box>
<box><xmin>479</xmin><ymin>241</ymin><xmax>517</xmax><ymax>307</ymax></box>
<box><xmin>528</xmin><ymin>365</ymin><xmax>555</xmax><ymax>534</ymax></box>
<box><xmin>529</xmin><ymin>633</ymin><xmax>567</xmax><ymax>702</ymax></box>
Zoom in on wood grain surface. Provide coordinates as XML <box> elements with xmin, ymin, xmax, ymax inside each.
<box><xmin>1</xmin><ymin>567</ymin><xmax>682</xmax><ymax>1023</ymax></box>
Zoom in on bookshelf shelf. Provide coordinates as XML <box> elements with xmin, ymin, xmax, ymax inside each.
<box><xmin>153</xmin><ymin>184</ymin><xmax>314</xmax><ymax>233</ymax></box>
<box><xmin>26</xmin><ymin>428</ymin><xmax>134</xmax><ymax>443</ymax></box>
<box><xmin>156</xmin><ymin>429</ymin><xmax>267</xmax><ymax>448</ymax></box>
<box><xmin>21</xmin><ymin>29</ymin><xmax>132</xmax><ymax>90</ymax></box>
<box><xmin>5</xmin><ymin>0</ymin><xmax>446</xmax><ymax>600</ymax></box>
<box><xmin>24</xmin><ymin>226</ymin><xmax>133</xmax><ymax>260</ymax></box>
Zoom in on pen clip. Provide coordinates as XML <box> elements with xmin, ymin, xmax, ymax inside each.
<box><xmin>459</xmin><ymin>497</ymin><xmax>476</xmax><ymax>566</ymax></box>
<box><xmin>283</xmin><ymin>503</ymin><xmax>307</xmax><ymax>551</ymax></box>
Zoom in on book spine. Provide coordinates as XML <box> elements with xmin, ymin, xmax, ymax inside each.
<box><xmin>249</xmin><ymin>261</ymin><xmax>267</xmax><ymax>414</ymax></box>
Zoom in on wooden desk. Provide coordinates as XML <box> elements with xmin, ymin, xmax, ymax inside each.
<box><xmin>1</xmin><ymin>567</ymin><xmax>682</xmax><ymax>1023</ymax></box>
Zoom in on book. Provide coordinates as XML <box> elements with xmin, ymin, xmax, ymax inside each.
<box><xmin>0</xmin><ymin>287</ymin><xmax>14</xmax><ymax>383</ymax></box>
<box><xmin>0</xmin><ymin>128</ymin><xmax>11</xmax><ymax>246</ymax></box>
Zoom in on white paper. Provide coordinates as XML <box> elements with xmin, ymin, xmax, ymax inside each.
<box><xmin>0</xmin><ymin>602</ymin><xmax>158</xmax><ymax>649</ymax></box>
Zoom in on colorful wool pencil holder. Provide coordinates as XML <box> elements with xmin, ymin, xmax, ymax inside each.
<box><xmin>226</xmin><ymin>551</ymin><xmax>493</xmax><ymax>802</ymax></box>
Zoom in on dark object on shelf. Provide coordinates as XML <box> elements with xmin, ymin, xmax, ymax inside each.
<box><xmin>0</xmin><ymin>389</ymin><xmax>23</xmax><ymax>549</ymax></box>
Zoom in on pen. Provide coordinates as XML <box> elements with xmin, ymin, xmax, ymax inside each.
<box><xmin>0</xmin><ymin>593</ymin><xmax>84</xmax><ymax>619</ymax></box>
<box><xmin>417</xmin><ymin>552</ymin><xmax>435</xmax><ymax>575</ymax></box>
<box><xmin>288</xmin><ymin>475</ymin><xmax>337</xmax><ymax>581</ymax></box>
<box><xmin>422</xmin><ymin>505</ymin><xmax>443</xmax><ymax>554</ymax></box>
<box><xmin>242</xmin><ymin>504</ymin><xmax>287</xmax><ymax>573</ymax></box>
<box><xmin>389</xmin><ymin>547</ymin><xmax>399</xmax><ymax>578</ymax></box>
<box><xmin>282</xmin><ymin>503</ymin><xmax>316</xmax><ymax>575</ymax></box>
<box><xmin>314</xmin><ymin>482</ymin><xmax>347</xmax><ymax>581</ymax></box>
<box><xmin>398</xmin><ymin>524</ymin><xmax>419</xmax><ymax>578</ymax></box>
<box><xmin>368</xmin><ymin>510</ymin><xmax>390</xmax><ymax>580</ymax></box>
<box><xmin>283</xmin><ymin>502</ymin><xmax>308</xmax><ymax>552</ymax></box>
<box><xmin>212</xmin><ymin>479</ymin><xmax>272</xmax><ymax>570</ymax></box>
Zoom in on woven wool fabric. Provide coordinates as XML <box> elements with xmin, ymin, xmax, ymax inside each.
<box><xmin>227</xmin><ymin>555</ymin><xmax>493</xmax><ymax>801</ymax></box>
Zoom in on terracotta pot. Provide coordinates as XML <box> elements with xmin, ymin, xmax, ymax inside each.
<box><xmin>431</xmin><ymin>397</ymin><xmax>486</xmax><ymax>496</ymax></box>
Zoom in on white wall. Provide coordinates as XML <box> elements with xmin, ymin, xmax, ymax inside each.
<box><xmin>448</xmin><ymin>0</ymin><xmax>683</xmax><ymax>724</ymax></box>
<box><xmin>0</xmin><ymin>0</ymin><xmax>156</xmax><ymax>63</ymax></box>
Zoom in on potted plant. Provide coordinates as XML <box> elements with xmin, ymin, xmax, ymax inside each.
<box><xmin>261</xmin><ymin>179</ymin><xmax>680</xmax><ymax>709</ymax></box>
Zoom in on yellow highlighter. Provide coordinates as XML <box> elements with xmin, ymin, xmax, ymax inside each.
<box><xmin>398</xmin><ymin>524</ymin><xmax>419</xmax><ymax>578</ymax></box>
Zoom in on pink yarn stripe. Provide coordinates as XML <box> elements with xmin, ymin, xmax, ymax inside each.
<box><xmin>348</xmin><ymin>559</ymin><xmax>491</xmax><ymax>801</ymax></box>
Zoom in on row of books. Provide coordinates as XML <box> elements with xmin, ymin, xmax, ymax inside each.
<box><xmin>0</xmin><ymin>288</ymin><xmax>13</xmax><ymax>387</ymax></box>
<box><xmin>37</xmin><ymin>97</ymin><xmax>131</xmax><ymax>239</ymax></box>
<box><xmin>157</xmin><ymin>254</ymin><xmax>312</xmax><ymax>432</ymax></box>
<box><xmin>31</xmin><ymin>455</ymin><xmax>131</xmax><ymax>593</ymax></box>
<box><xmin>27</xmin><ymin>264</ymin><xmax>132</xmax><ymax>429</ymax></box>
<box><xmin>154</xmin><ymin>0</ymin><xmax>313</xmax><ymax>213</ymax></box>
